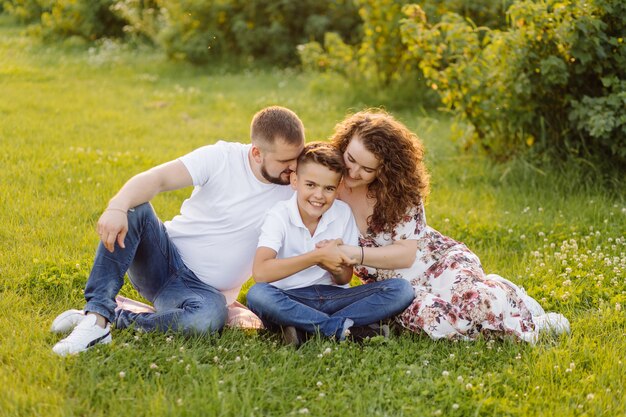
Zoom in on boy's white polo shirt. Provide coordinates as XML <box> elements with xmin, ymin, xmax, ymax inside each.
<box><xmin>257</xmin><ymin>193</ymin><xmax>359</xmax><ymax>291</ymax></box>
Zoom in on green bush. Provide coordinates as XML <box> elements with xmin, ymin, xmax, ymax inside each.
<box><xmin>419</xmin><ymin>0</ymin><xmax>513</xmax><ymax>29</ymax></box>
<box><xmin>119</xmin><ymin>0</ymin><xmax>361</xmax><ymax>66</ymax></box>
<box><xmin>298</xmin><ymin>0</ymin><xmax>509</xmax><ymax>106</ymax></box>
<box><xmin>401</xmin><ymin>0</ymin><xmax>626</xmax><ymax>172</ymax></box>
<box><xmin>40</xmin><ymin>0</ymin><xmax>126</xmax><ymax>40</ymax></box>
<box><xmin>154</xmin><ymin>0</ymin><xmax>234</xmax><ymax>64</ymax></box>
<box><xmin>2</xmin><ymin>0</ymin><xmax>50</xmax><ymax>23</ymax></box>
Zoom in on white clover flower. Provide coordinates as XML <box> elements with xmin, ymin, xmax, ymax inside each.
<box><xmin>452</xmin><ymin>404</ymin><xmax>459</xmax><ymax>410</ymax></box>
<box><xmin>176</xmin><ymin>398</ymin><xmax>183</xmax><ymax>406</ymax></box>
<box><xmin>316</xmin><ymin>381</ymin><xmax>323</xmax><ymax>387</ymax></box>
<box><xmin>235</xmin><ymin>356</ymin><xmax>241</xmax><ymax>362</ymax></box>
<box><xmin>323</xmin><ymin>347</ymin><xmax>332</xmax><ymax>355</ymax></box>
<box><xmin>119</xmin><ymin>371</ymin><xmax>126</xmax><ymax>378</ymax></box>
<box><xmin>442</xmin><ymin>370</ymin><xmax>450</xmax><ymax>377</ymax></box>
<box><xmin>466</xmin><ymin>383</ymin><xmax>473</xmax><ymax>390</ymax></box>
<box><xmin>298</xmin><ymin>408</ymin><xmax>310</xmax><ymax>414</ymax></box>
<box><xmin>150</xmin><ymin>363</ymin><xmax>158</xmax><ymax>369</ymax></box>
<box><xmin>587</xmin><ymin>393</ymin><xmax>595</xmax><ymax>401</ymax></box>
<box><xmin>457</xmin><ymin>375</ymin><xmax>463</xmax><ymax>382</ymax></box>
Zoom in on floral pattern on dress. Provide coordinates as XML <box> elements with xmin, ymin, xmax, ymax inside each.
<box><xmin>354</xmin><ymin>204</ymin><xmax>536</xmax><ymax>341</ymax></box>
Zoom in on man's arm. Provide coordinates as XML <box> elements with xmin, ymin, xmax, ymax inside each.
<box><xmin>97</xmin><ymin>160</ymin><xmax>193</xmax><ymax>252</ymax></box>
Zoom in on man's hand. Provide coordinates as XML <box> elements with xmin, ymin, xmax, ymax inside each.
<box><xmin>96</xmin><ymin>209</ymin><xmax>128</xmax><ymax>252</ymax></box>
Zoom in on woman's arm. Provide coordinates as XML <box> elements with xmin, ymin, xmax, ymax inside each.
<box><xmin>339</xmin><ymin>240</ymin><xmax>417</xmax><ymax>270</ymax></box>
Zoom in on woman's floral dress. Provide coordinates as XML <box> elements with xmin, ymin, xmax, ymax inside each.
<box><xmin>354</xmin><ymin>204</ymin><xmax>537</xmax><ymax>342</ymax></box>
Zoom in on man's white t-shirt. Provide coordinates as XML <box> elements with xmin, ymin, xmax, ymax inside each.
<box><xmin>257</xmin><ymin>193</ymin><xmax>359</xmax><ymax>290</ymax></box>
<box><xmin>164</xmin><ymin>141</ymin><xmax>294</xmax><ymax>304</ymax></box>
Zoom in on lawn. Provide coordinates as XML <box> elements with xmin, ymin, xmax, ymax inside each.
<box><xmin>1</xmin><ymin>16</ymin><xmax>625</xmax><ymax>417</ymax></box>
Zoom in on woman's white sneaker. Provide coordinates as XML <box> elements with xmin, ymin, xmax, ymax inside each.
<box><xmin>50</xmin><ymin>309</ymin><xmax>85</xmax><ymax>334</ymax></box>
<box><xmin>52</xmin><ymin>314</ymin><xmax>111</xmax><ymax>356</ymax></box>
<box><xmin>534</xmin><ymin>312</ymin><xmax>571</xmax><ymax>335</ymax></box>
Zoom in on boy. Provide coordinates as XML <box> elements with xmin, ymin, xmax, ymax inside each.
<box><xmin>246</xmin><ymin>143</ymin><xmax>414</xmax><ymax>346</ymax></box>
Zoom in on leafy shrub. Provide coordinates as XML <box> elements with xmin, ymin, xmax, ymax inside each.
<box><xmin>419</xmin><ymin>0</ymin><xmax>513</xmax><ymax>29</ymax></box>
<box><xmin>2</xmin><ymin>0</ymin><xmax>50</xmax><ymax>23</ymax></box>
<box><xmin>154</xmin><ymin>0</ymin><xmax>234</xmax><ymax>64</ymax></box>
<box><xmin>39</xmin><ymin>0</ymin><xmax>126</xmax><ymax>40</ymax></box>
<box><xmin>118</xmin><ymin>0</ymin><xmax>361</xmax><ymax>66</ymax></box>
<box><xmin>228</xmin><ymin>0</ymin><xmax>360</xmax><ymax>66</ymax></box>
<box><xmin>401</xmin><ymin>0</ymin><xmax>626</xmax><ymax>173</ymax></box>
<box><xmin>299</xmin><ymin>0</ymin><xmax>414</xmax><ymax>88</ymax></box>
<box><xmin>298</xmin><ymin>0</ymin><xmax>508</xmax><ymax>107</ymax></box>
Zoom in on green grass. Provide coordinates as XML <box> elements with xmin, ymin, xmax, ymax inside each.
<box><xmin>1</xmin><ymin>16</ymin><xmax>625</xmax><ymax>417</ymax></box>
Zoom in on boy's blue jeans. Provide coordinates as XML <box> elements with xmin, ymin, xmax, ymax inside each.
<box><xmin>83</xmin><ymin>203</ymin><xmax>228</xmax><ymax>334</ymax></box>
<box><xmin>247</xmin><ymin>280</ymin><xmax>415</xmax><ymax>340</ymax></box>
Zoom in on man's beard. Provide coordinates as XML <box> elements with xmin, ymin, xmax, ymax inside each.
<box><xmin>260</xmin><ymin>165</ymin><xmax>291</xmax><ymax>185</ymax></box>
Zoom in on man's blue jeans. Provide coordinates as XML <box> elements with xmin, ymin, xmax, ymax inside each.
<box><xmin>247</xmin><ymin>280</ymin><xmax>414</xmax><ymax>339</ymax></box>
<box><xmin>83</xmin><ymin>203</ymin><xmax>227</xmax><ymax>334</ymax></box>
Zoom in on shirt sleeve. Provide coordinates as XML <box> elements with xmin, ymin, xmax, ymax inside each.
<box><xmin>257</xmin><ymin>209</ymin><xmax>286</xmax><ymax>253</ymax></box>
<box><xmin>177</xmin><ymin>142</ymin><xmax>228</xmax><ymax>186</ymax></box>
<box><xmin>392</xmin><ymin>203</ymin><xmax>427</xmax><ymax>240</ymax></box>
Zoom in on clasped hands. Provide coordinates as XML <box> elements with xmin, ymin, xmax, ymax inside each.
<box><xmin>314</xmin><ymin>239</ymin><xmax>356</xmax><ymax>278</ymax></box>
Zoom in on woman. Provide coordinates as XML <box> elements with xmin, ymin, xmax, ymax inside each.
<box><xmin>329</xmin><ymin>109</ymin><xmax>569</xmax><ymax>343</ymax></box>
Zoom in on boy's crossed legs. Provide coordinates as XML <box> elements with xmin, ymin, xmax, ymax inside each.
<box><xmin>247</xmin><ymin>279</ymin><xmax>414</xmax><ymax>342</ymax></box>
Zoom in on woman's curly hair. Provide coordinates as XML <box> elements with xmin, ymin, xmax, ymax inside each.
<box><xmin>330</xmin><ymin>109</ymin><xmax>430</xmax><ymax>234</ymax></box>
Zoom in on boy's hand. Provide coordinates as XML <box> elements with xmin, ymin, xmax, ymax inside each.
<box><xmin>316</xmin><ymin>239</ymin><xmax>356</xmax><ymax>272</ymax></box>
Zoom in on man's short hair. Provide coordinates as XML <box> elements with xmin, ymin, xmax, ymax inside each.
<box><xmin>250</xmin><ymin>106</ymin><xmax>305</xmax><ymax>147</ymax></box>
<box><xmin>296</xmin><ymin>142</ymin><xmax>345</xmax><ymax>174</ymax></box>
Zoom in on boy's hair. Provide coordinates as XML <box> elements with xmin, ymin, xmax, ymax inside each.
<box><xmin>250</xmin><ymin>106</ymin><xmax>305</xmax><ymax>147</ymax></box>
<box><xmin>296</xmin><ymin>142</ymin><xmax>345</xmax><ymax>174</ymax></box>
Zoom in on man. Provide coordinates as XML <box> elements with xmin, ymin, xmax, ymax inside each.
<box><xmin>51</xmin><ymin>106</ymin><xmax>325</xmax><ymax>356</ymax></box>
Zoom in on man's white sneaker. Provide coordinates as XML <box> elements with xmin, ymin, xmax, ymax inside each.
<box><xmin>50</xmin><ymin>309</ymin><xmax>85</xmax><ymax>334</ymax></box>
<box><xmin>52</xmin><ymin>314</ymin><xmax>111</xmax><ymax>356</ymax></box>
<box><xmin>534</xmin><ymin>312</ymin><xmax>571</xmax><ymax>335</ymax></box>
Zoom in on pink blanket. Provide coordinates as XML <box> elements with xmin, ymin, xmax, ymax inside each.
<box><xmin>115</xmin><ymin>295</ymin><xmax>264</xmax><ymax>330</ymax></box>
